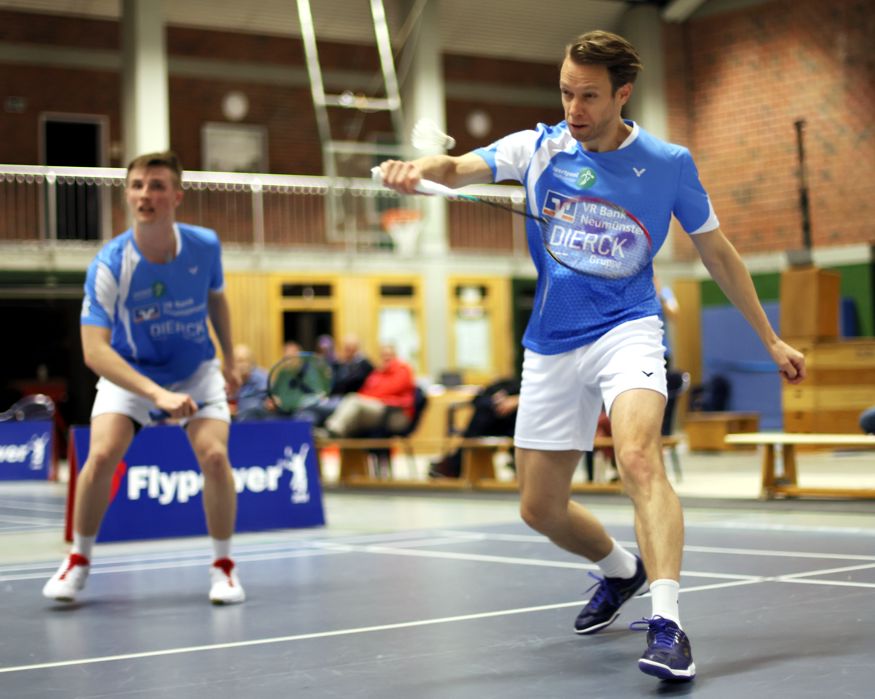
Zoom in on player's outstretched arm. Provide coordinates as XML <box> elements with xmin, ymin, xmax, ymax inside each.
<box><xmin>691</xmin><ymin>228</ymin><xmax>806</xmax><ymax>384</ymax></box>
<box><xmin>377</xmin><ymin>152</ymin><xmax>492</xmax><ymax>194</ymax></box>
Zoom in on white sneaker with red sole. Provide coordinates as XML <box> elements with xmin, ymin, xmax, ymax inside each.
<box><xmin>209</xmin><ymin>558</ymin><xmax>245</xmax><ymax>605</ymax></box>
<box><xmin>42</xmin><ymin>553</ymin><xmax>91</xmax><ymax>602</ymax></box>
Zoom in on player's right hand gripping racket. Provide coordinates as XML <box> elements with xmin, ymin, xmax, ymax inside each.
<box><xmin>267</xmin><ymin>352</ymin><xmax>332</xmax><ymax>414</ymax></box>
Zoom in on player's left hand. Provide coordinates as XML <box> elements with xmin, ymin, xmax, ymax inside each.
<box><xmin>770</xmin><ymin>339</ymin><xmax>806</xmax><ymax>384</ymax></box>
<box><xmin>222</xmin><ymin>362</ymin><xmax>242</xmax><ymax>397</ymax></box>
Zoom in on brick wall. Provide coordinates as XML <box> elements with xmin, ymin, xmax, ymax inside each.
<box><xmin>3</xmin><ymin>3</ymin><xmax>873</xmax><ymax>257</ymax></box>
<box><xmin>665</xmin><ymin>0</ymin><xmax>875</xmax><ymax>259</ymax></box>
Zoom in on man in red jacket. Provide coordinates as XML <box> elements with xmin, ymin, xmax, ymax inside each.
<box><xmin>323</xmin><ymin>343</ymin><xmax>415</xmax><ymax>437</ymax></box>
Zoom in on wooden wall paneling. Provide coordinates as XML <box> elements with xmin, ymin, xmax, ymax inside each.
<box><xmin>222</xmin><ymin>271</ymin><xmax>274</xmax><ymax>368</ymax></box>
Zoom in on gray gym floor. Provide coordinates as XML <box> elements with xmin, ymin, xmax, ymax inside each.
<box><xmin>0</xmin><ymin>479</ymin><xmax>873</xmax><ymax>698</ymax></box>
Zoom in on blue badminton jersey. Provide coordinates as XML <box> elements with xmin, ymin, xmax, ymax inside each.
<box><xmin>81</xmin><ymin>223</ymin><xmax>224</xmax><ymax>385</ymax></box>
<box><xmin>475</xmin><ymin>120</ymin><xmax>718</xmax><ymax>354</ymax></box>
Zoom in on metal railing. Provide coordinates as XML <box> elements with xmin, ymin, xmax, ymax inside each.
<box><xmin>0</xmin><ymin>164</ymin><xmax>529</xmax><ymax>258</ymax></box>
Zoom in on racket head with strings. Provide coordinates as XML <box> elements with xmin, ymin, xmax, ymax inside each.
<box><xmin>0</xmin><ymin>394</ymin><xmax>55</xmax><ymax>423</ymax></box>
<box><xmin>267</xmin><ymin>352</ymin><xmax>332</xmax><ymax>414</ymax></box>
<box><xmin>538</xmin><ymin>192</ymin><xmax>652</xmax><ymax>279</ymax></box>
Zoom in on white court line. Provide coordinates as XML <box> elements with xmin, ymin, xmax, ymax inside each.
<box><xmin>680</xmin><ymin>521</ymin><xmax>875</xmax><ymax>537</ymax></box>
<box><xmin>0</xmin><ymin>513</ymin><xmax>60</xmax><ymax>526</ymax></box>
<box><xmin>343</xmin><ymin>542</ymin><xmax>762</xmax><ymax>582</ymax></box>
<box><xmin>777</xmin><ymin>578</ymin><xmax>875</xmax><ymax>589</ymax></box>
<box><xmin>0</xmin><ymin>548</ymin><xmax>346</xmax><ymax>584</ymax></box>
<box><xmin>0</xmin><ymin>500</ymin><xmax>67</xmax><ymax>514</ymax></box>
<box><xmin>775</xmin><ymin>561</ymin><xmax>875</xmax><ymax>580</ymax></box>
<box><xmin>6</xmin><ymin>529</ymin><xmax>869</xmax><ymax>586</ymax></box>
<box><xmin>0</xmin><ymin>577</ymin><xmax>759</xmax><ymax>675</ymax></box>
<box><xmin>442</xmin><ymin>530</ymin><xmax>875</xmax><ymax>562</ymax></box>
<box><xmin>0</xmin><ymin>538</ymin><xmax>333</xmax><ymax>574</ymax></box>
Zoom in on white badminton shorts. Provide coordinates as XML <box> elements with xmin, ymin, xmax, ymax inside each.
<box><xmin>514</xmin><ymin>315</ymin><xmax>667</xmax><ymax>452</ymax></box>
<box><xmin>91</xmin><ymin>359</ymin><xmax>231</xmax><ymax>426</ymax></box>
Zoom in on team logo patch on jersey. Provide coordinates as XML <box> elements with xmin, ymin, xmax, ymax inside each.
<box><xmin>152</xmin><ymin>281</ymin><xmax>166</xmax><ymax>298</ymax></box>
<box><xmin>576</xmin><ymin>168</ymin><xmax>597</xmax><ymax>189</ymax></box>
<box><xmin>133</xmin><ymin>304</ymin><xmax>161</xmax><ymax>323</ymax></box>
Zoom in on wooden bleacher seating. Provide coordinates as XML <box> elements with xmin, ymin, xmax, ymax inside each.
<box><xmin>315</xmin><ymin>433</ymin><xmax>682</xmax><ymax>493</ymax></box>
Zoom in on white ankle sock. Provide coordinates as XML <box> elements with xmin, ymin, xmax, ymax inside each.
<box><xmin>595</xmin><ymin>539</ymin><xmax>638</xmax><ymax>579</ymax></box>
<box><xmin>650</xmin><ymin>578</ymin><xmax>681</xmax><ymax>627</ymax></box>
<box><xmin>71</xmin><ymin>533</ymin><xmax>95</xmax><ymax>561</ymax></box>
<box><xmin>212</xmin><ymin>537</ymin><xmax>232</xmax><ymax>561</ymax></box>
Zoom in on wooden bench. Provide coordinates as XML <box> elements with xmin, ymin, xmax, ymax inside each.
<box><xmin>316</xmin><ymin>434</ymin><xmax>682</xmax><ymax>492</ymax></box>
<box><xmin>314</xmin><ymin>435</ymin><xmax>517</xmax><ymax>489</ymax></box>
<box><xmin>314</xmin><ymin>437</ymin><xmax>462</xmax><ymax>489</ymax></box>
<box><xmin>724</xmin><ymin>432</ymin><xmax>875</xmax><ymax>499</ymax></box>
<box><xmin>472</xmin><ymin>435</ymin><xmax>682</xmax><ymax>494</ymax></box>
<box><xmin>685</xmin><ymin>411</ymin><xmax>760</xmax><ymax>451</ymax></box>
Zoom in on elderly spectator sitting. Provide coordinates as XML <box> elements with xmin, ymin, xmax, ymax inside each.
<box><xmin>231</xmin><ymin>344</ymin><xmax>272</xmax><ymax>421</ymax></box>
<box><xmin>322</xmin><ymin>343</ymin><xmax>415</xmax><ymax>437</ymax></box>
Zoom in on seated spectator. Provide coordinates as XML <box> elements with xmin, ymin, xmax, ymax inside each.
<box><xmin>331</xmin><ymin>334</ymin><xmax>374</xmax><ymax>396</ymax></box>
<box><xmin>430</xmin><ymin>377</ymin><xmax>520</xmax><ymax>479</ymax></box>
<box><xmin>295</xmin><ymin>334</ymin><xmax>374</xmax><ymax>427</ymax></box>
<box><xmin>231</xmin><ymin>344</ymin><xmax>273</xmax><ymax>421</ymax></box>
<box><xmin>322</xmin><ymin>343</ymin><xmax>415</xmax><ymax>437</ymax></box>
<box><xmin>316</xmin><ymin>334</ymin><xmax>337</xmax><ymax>371</ymax></box>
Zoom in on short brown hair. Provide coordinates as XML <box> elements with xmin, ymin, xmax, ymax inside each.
<box><xmin>126</xmin><ymin>151</ymin><xmax>183</xmax><ymax>187</ymax></box>
<box><xmin>565</xmin><ymin>30</ymin><xmax>643</xmax><ymax>92</ymax></box>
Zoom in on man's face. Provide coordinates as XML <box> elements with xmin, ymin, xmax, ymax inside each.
<box><xmin>125</xmin><ymin>166</ymin><xmax>183</xmax><ymax>225</ymax></box>
<box><xmin>339</xmin><ymin>339</ymin><xmax>358</xmax><ymax>362</ymax></box>
<box><xmin>559</xmin><ymin>59</ymin><xmax>631</xmax><ymax>148</ymax></box>
<box><xmin>378</xmin><ymin>345</ymin><xmax>396</xmax><ymax>367</ymax></box>
<box><xmin>234</xmin><ymin>348</ymin><xmax>253</xmax><ymax>378</ymax></box>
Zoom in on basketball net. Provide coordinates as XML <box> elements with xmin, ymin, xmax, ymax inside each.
<box><xmin>381</xmin><ymin>208</ymin><xmax>421</xmax><ymax>256</ymax></box>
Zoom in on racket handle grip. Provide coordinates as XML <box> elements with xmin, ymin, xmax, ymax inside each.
<box><xmin>148</xmin><ymin>401</ymin><xmax>210</xmax><ymax>422</ymax></box>
<box><xmin>370</xmin><ymin>166</ymin><xmax>457</xmax><ymax>198</ymax></box>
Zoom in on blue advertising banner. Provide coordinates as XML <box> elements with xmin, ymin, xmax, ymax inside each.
<box><xmin>0</xmin><ymin>420</ymin><xmax>53</xmax><ymax>480</ymax></box>
<box><xmin>70</xmin><ymin>421</ymin><xmax>325</xmax><ymax>542</ymax></box>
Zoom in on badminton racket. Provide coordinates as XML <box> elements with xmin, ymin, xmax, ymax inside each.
<box><xmin>0</xmin><ymin>394</ymin><xmax>55</xmax><ymax>422</ymax></box>
<box><xmin>370</xmin><ymin>166</ymin><xmax>542</xmax><ymax>221</ymax></box>
<box><xmin>267</xmin><ymin>352</ymin><xmax>332</xmax><ymax>414</ymax></box>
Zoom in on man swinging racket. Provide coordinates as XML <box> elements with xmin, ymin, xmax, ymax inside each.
<box><xmin>378</xmin><ymin>30</ymin><xmax>805</xmax><ymax>681</ymax></box>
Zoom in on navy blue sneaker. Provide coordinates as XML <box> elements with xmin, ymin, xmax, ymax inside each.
<box><xmin>574</xmin><ymin>556</ymin><xmax>647</xmax><ymax>634</ymax></box>
<box><xmin>632</xmin><ymin>616</ymin><xmax>696</xmax><ymax>681</ymax></box>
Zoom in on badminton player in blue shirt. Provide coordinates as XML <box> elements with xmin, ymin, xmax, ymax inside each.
<box><xmin>379</xmin><ymin>30</ymin><xmax>805</xmax><ymax>681</ymax></box>
<box><xmin>43</xmin><ymin>151</ymin><xmax>246</xmax><ymax>605</ymax></box>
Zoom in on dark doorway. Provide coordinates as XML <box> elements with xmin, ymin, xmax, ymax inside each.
<box><xmin>0</xmin><ymin>295</ymin><xmax>97</xmax><ymax>453</ymax></box>
<box><xmin>42</xmin><ymin>116</ymin><xmax>105</xmax><ymax>241</ymax></box>
<box><xmin>283</xmin><ymin>311</ymin><xmax>333</xmax><ymax>352</ymax></box>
